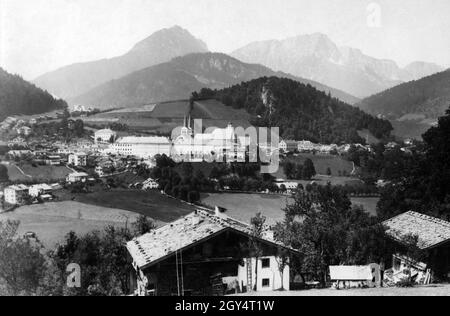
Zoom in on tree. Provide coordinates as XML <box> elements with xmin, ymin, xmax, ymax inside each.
<box><xmin>275</xmin><ymin>247</ymin><xmax>290</xmax><ymax>291</ymax></box>
<box><xmin>52</xmin><ymin>226</ymin><xmax>135</xmax><ymax>296</ymax></box>
<box><xmin>283</xmin><ymin>161</ymin><xmax>296</xmax><ymax>180</ymax></box>
<box><xmin>132</xmin><ymin>215</ymin><xmax>156</xmax><ymax>236</ymax></box>
<box><xmin>326</xmin><ymin>167</ymin><xmax>332</xmax><ymax>176</ymax></box>
<box><xmin>302</xmin><ymin>159</ymin><xmax>316</xmax><ymax>180</ymax></box>
<box><xmin>242</xmin><ymin>213</ymin><xmax>266</xmax><ymax>291</ymax></box>
<box><xmin>275</xmin><ymin>184</ymin><xmax>390</xmax><ymax>286</ymax></box>
<box><xmin>0</xmin><ymin>220</ymin><xmax>47</xmax><ymax>295</ymax></box>
<box><xmin>0</xmin><ymin>165</ymin><xmax>9</xmax><ymax>182</ymax></box>
<box><xmin>377</xmin><ymin>107</ymin><xmax>450</xmax><ymax>220</ymax></box>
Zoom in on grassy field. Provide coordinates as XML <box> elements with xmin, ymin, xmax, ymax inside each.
<box><xmin>82</xmin><ymin>99</ymin><xmax>253</xmax><ymax>134</ymax></box>
<box><xmin>233</xmin><ymin>284</ymin><xmax>450</xmax><ymax>296</ymax></box>
<box><xmin>3</xmin><ymin>163</ymin><xmax>72</xmax><ymax>182</ymax></box>
<box><xmin>201</xmin><ymin>193</ymin><xmax>379</xmax><ymax>225</ymax></box>
<box><xmin>0</xmin><ymin>201</ymin><xmax>141</xmax><ymax>249</ymax></box>
<box><xmin>59</xmin><ymin>189</ymin><xmax>197</xmax><ymax>223</ymax></box>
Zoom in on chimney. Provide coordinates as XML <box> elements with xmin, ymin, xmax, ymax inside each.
<box><xmin>215</xmin><ymin>206</ymin><xmax>221</xmax><ymax>217</ymax></box>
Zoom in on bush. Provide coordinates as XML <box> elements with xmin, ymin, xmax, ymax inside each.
<box><xmin>396</xmin><ymin>278</ymin><xmax>416</xmax><ymax>288</ymax></box>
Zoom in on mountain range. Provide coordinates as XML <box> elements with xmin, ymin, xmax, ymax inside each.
<box><xmin>34</xmin><ymin>27</ymin><xmax>358</xmax><ymax>108</ymax></box>
<box><xmin>357</xmin><ymin>69</ymin><xmax>450</xmax><ymax>139</ymax></box>
<box><xmin>0</xmin><ymin>68</ymin><xmax>66</xmax><ymax>121</ymax></box>
<box><xmin>231</xmin><ymin>33</ymin><xmax>445</xmax><ymax>98</ymax></box>
<box><xmin>33</xmin><ymin>26</ymin><xmax>208</xmax><ymax>99</ymax></box>
<box><xmin>68</xmin><ymin>52</ymin><xmax>359</xmax><ymax>109</ymax></box>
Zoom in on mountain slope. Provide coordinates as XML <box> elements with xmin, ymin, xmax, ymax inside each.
<box><xmin>69</xmin><ymin>52</ymin><xmax>359</xmax><ymax>109</ymax></box>
<box><xmin>193</xmin><ymin>77</ymin><xmax>393</xmax><ymax>144</ymax></box>
<box><xmin>33</xmin><ymin>26</ymin><xmax>208</xmax><ymax>99</ymax></box>
<box><xmin>357</xmin><ymin>70</ymin><xmax>450</xmax><ymax>122</ymax></box>
<box><xmin>0</xmin><ymin>68</ymin><xmax>67</xmax><ymax>121</ymax></box>
<box><xmin>231</xmin><ymin>33</ymin><xmax>444</xmax><ymax>98</ymax></box>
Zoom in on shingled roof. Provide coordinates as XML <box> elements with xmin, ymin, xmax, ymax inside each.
<box><xmin>127</xmin><ymin>209</ymin><xmax>292</xmax><ymax>270</ymax></box>
<box><xmin>383</xmin><ymin>211</ymin><xmax>450</xmax><ymax>250</ymax></box>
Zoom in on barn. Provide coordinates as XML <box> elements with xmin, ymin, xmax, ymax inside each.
<box><xmin>126</xmin><ymin>208</ymin><xmax>299</xmax><ymax>296</ymax></box>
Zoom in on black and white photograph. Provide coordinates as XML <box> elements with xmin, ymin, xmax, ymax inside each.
<box><xmin>0</xmin><ymin>0</ymin><xmax>450</xmax><ymax>301</ymax></box>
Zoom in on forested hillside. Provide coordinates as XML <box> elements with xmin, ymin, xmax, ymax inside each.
<box><xmin>194</xmin><ymin>77</ymin><xmax>393</xmax><ymax>144</ymax></box>
<box><xmin>0</xmin><ymin>68</ymin><xmax>66</xmax><ymax>121</ymax></box>
<box><xmin>357</xmin><ymin>70</ymin><xmax>450</xmax><ymax>120</ymax></box>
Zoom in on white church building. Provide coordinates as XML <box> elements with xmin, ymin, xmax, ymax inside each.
<box><xmin>172</xmin><ymin>117</ymin><xmax>249</xmax><ymax>162</ymax></box>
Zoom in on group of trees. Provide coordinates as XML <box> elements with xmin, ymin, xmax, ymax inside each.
<box><xmin>210</xmin><ymin>162</ymin><xmax>278</xmax><ymax>192</ymax></box>
<box><xmin>282</xmin><ymin>159</ymin><xmax>316</xmax><ymax>180</ymax></box>
<box><xmin>150</xmin><ymin>155</ymin><xmax>212</xmax><ymax>203</ymax></box>
<box><xmin>0</xmin><ymin>216</ymin><xmax>155</xmax><ymax>296</ymax></box>
<box><xmin>194</xmin><ymin>77</ymin><xmax>393</xmax><ymax>144</ymax></box>
<box><xmin>32</xmin><ymin>118</ymin><xmax>86</xmax><ymax>141</ymax></box>
<box><xmin>0</xmin><ymin>165</ymin><xmax>8</xmax><ymax>182</ymax></box>
<box><xmin>274</xmin><ymin>184</ymin><xmax>394</xmax><ymax>286</ymax></box>
<box><xmin>376</xmin><ymin>107</ymin><xmax>450</xmax><ymax>221</ymax></box>
<box><xmin>345</xmin><ymin>143</ymin><xmax>418</xmax><ymax>185</ymax></box>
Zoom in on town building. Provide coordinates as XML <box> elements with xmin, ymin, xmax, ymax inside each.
<box><xmin>111</xmin><ymin>136</ymin><xmax>171</xmax><ymax>158</ymax></box>
<box><xmin>94</xmin><ymin>129</ymin><xmax>117</xmax><ymax>144</ymax></box>
<box><xmin>7</xmin><ymin>150</ymin><xmax>33</xmax><ymax>159</ymax></box>
<box><xmin>95</xmin><ymin>165</ymin><xmax>105</xmax><ymax>177</ymax></box>
<box><xmin>126</xmin><ymin>208</ymin><xmax>298</xmax><ymax>296</ymax></box>
<box><xmin>274</xmin><ymin>180</ymin><xmax>298</xmax><ymax>192</ymax></box>
<box><xmin>383</xmin><ymin>211</ymin><xmax>450</xmax><ymax>282</ymax></box>
<box><xmin>4</xmin><ymin>184</ymin><xmax>29</xmax><ymax>205</ymax></box>
<box><xmin>28</xmin><ymin>184</ymin><xmax>53</xmax><ymax>198</ymax></box>
<box><xmin>279</xmin><ymin>140</ymin><xmax>298</xmax><ymax>153</ymax></box>
<box><xmin>66</xmin><ymin>172</ymin><xmax>89</xmax><ymax>183</ymax></box>
<box><xmin>172</xmin><ymin>122</ymin><xmax>249</xmax><ymax>162</ymax></box>
<box><xmin>68</xmin><ymin>153</ymin><xmax>87</xmax><ymax>167</ymax></box>
<box><xmin>297</xmin><ymin>140</ymin><xmax>316</xmax><ymax>152</ymax></box>
<box><xmin>45</xmin><ymin>155</ymin><xmax>63</xmax><ymax>166</ymax></box>
<box><xmin>16</xmin><ymin>126</ymin><xmax>32</xmax><ymax>136</ymax></box>
<box><xmin>142</xmin><ymin>178</ymin><xmax>159</xmax><ymax>190</ymax></box>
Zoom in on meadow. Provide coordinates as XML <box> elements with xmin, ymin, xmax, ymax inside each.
<box><xmin>3</xmin><ymin>163</ymin><xmax>73</xmax><ymax>182</ymax></box>
<box><xmin>0</xmin><ymin>201</ymin><xmax>141</xmax><ymax>249</ymax></box>
<box><xmin>58</xmin><ymin>188</ymin><xmax>197</xmax><ymax>223</ymax></box>
<box><xmin>201</xmin><ymin>192</ymin><xmax>379</xmax><ymax>226</ymax></box>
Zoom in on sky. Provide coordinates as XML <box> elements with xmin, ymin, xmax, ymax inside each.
<box><xmin>1</xmin><ymin>0</ymin><xmax>449</xmax><ymax>80</ymax></box>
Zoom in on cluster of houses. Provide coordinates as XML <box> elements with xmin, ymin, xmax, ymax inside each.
<box><xmin>96</xmin><ymin>121</ymin><xmax>251</xmax><ymax>162</ymax></box>
<box><xmin>125</xmin><ymin>208</ymin><xmax>450</xmax><ymax>296</ymax></box>
<box><xmin>2</xmin><ymin>182</ymin><xmax>63</xmax><ymax>206</ymax></box>
<box><xmin>279</xmin><ymin>139</ymin><xmax>351</xmax><ymax>155</ymax></box>
<box><xmin>0</xmin><ymin>114</ymin><xmax>63</xmax><ymax>135</ymax></box>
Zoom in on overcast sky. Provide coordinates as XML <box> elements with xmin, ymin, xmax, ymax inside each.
<box><xmin>1</xmin><ymin>0</ymin><xmax>449</xmax><ymax>80</ymax></box>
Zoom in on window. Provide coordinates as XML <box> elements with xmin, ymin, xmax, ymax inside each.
<box><xmin>262</xmin><ymin>279</ymin><xmax>270</xmax><ymax>288</ymax></box>
<box><xmin>261</xmin><ymin>258</ymin><xmax>270</xmax><ymax>268</ymax></box>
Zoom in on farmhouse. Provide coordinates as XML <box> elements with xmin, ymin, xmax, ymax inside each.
<box><xmin>111</xmin><ymin>136</ymin><xmax>171</xmax><ymax>158</ymax></box>
<box><xmin>279</xmin><ymin>140</ymin><xmax>298</xmax><ymax>153</ymax></box>
<box><xmin>94</xmin><ymin>129</ymin><xmax>117</xmax><ymax>144</ymax></box>
<box><xmin>127</xmin><ymin>208</ymin><xmax>298</xmax><ymax>296</ymax></box>
<box><xmin>4</xmin><ymin>184</ymin><xmax>29</xmax><ymax>205</ymax></box>
<box><xmin>29</xmin><ymin>184</ymin><xmax>53</xmax><ymax>198</ymax></box>
<box><xmin>383</xmin><ymin>211</ymin><xmax>450</xmax><ymax>281</ymax></box>
<box><xmin>68</xmin><ymin>152</ymin><xmax>87</xmax><ymax>167</ymax></box>
<box><xmin>66</xmin><ymin>172</ymin><xmax>89</xmax><ymax>183</ymax></box>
